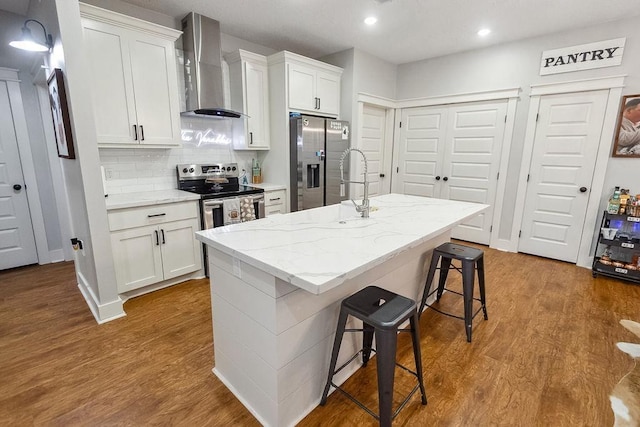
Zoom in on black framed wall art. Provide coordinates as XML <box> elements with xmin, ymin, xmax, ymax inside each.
<box><xmin>47</xmin><ymin>68</ymin><xmax>75</xmax><ymax>159</ymax></box>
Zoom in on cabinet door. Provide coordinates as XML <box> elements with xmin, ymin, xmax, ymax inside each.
<box><xmin>316</xmin><ymin>70</ymin><xmax>340</xmax><ymax>116</ymax></box>
<box><xmin>82</xmin><ymin>21</ymin><xmax>137</xmax><ymax>144</ymax></box>
<box><xmin>159</xmin><ymin>218</ymin><xmax>202</xmax><ymax>280</ymax></box>
<box><xmin>111</xmin><ymin>225</ymin><xmax>163</xmax><ymax>292</ymax></box>
<box><xmin>129</xmin><ymin>34</ymin><xmax>181</xmax><ymax>146</ymax></box>
<box><xmin>288</xmin><ymin>64</ymin><xmax>316</xmax><ymax>112</ymax></box>
<box><xmin>245</xmin><ymin>61</ymin><xmax>270</xmax><ymax>149</ymax></box>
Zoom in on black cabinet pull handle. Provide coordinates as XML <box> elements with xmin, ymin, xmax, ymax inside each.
<box><xmin>443</xmin><ymin>176</ymin><xmax>449</xmax><ymax>181</ymax></box>
<box><xmin>13</xmin><ymin>184</ymin><xmax>22</xmax><ymax>191</ymax></box>
<box><xmin>161</xmin><ymin>229</ymin><xmax>165</xmax><ymax>244</ymax></box>
<box><xmin>154</xmin><ymin>230</ymin><xmax>159</xmax><ymax>246</ymax></box>
<box><xmin>318</xmin><ymin>97</ymin><xmax>321</xmax><ymax>110</ymax></box>
<box><xmin>249</xmin><ymin>132</ymin><xmax>253</xmax><ymax>144</ymax></box>
<box><xmin>147</xmin><ymin>213</ymin><xmax>166</xmax><ymax>218</ymax></box>
<box><xmin>133</xmin><ymin>125</ymin><xmax>138</xmax><ymax>140</ymax></box>
<box><xmin>269</xmin><ymin>197</ymin><xmax>281</xmax><ymax>202</ymax></box>
<box><xmin>379</xmin><ymin>173</ymin><xmax>385</xmax><ymax>178</ymax></box>
<box><xmin>435</xmin><ymin>176</ymin><xmax>441</xmax><ymax>181</ymax></box>
<box><xmin>140</xmin><ymin>125</ymin><xmax>145</xmax><ymax>141</ymax></box>
<box><xmin>579</xmin><ymin>186</ymin><xmax>588</xmax><ymax>193</ymax></box>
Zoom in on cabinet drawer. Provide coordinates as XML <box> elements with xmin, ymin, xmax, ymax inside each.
<box><xmin>265</xmin><ymin>190</ymin><xmax>286</xmax><ymax>207</ymax></box>
<box><xmin>265</xmin><ymin>205</ymin><xmax>285</xmax><ymax>216</ymax></box>
<box><xmin>108</xmin><ymin>201</ymin><xmax>199</xmax><ymax>231</ymax></box>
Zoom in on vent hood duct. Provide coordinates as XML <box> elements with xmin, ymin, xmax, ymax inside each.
<box><xmin>181</xmin><ymin>12</ymin><xmax>242</xmax><ymax>118</ymax></box>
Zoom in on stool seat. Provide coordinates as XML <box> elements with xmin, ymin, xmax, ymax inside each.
<box><xmin>419</xmin><ymin>242</ymin><xmax>488</xmax><ymax>342</ymax></box>
<box><xmin>435</xmin><ymin>242</ymin><xmax>484</xmax><ymax>262</ymax></box>
<box><xmin>342</xmin><ymin>286</ymin><xmax>416</xmax><ymax>330</ymax></box>
<box><xmin>320</xmin><ymin>286</ymin><xmax>427</xmax><ymax>427</ymax></box>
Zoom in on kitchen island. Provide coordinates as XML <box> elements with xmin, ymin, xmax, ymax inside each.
<box><xmin>195</xmin><ymin>194</ymin><xmax>488</xmax><ymax>426</ymax></box>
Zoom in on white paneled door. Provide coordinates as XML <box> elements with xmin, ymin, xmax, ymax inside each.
<box><xmin>519</xmin><ymin>90</ymin><xmax>608</xmax><ymax>262</ymax></box>
<box><xmin>358</xmin><ymin>104</ymin><xmax>391</xmax><ymax>198</ymax></box>
<box><xmin>0</xmin><ymin>81</ymin><xmax>37</xmax><ymax>270</ymax></box>
<box><xmin>394</xmin><ymin>106</ymin><xmax>447</xmax><ymax>198</ymax></box>
<box><xmin>394</xmin><ymin>101</ymin><xmax>507</xmax><ymax>244</ymax></box>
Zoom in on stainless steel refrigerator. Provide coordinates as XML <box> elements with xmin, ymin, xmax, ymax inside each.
<box><xmin>290</xmin><ymin>116</ymin><xmax>350</xmax><ymax>211</ymax></box>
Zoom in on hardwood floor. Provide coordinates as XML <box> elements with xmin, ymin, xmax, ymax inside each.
<box><xmin>1</xmin><ymin>246</ymin><xmax>639</xmax><ymax>426</ymax></box>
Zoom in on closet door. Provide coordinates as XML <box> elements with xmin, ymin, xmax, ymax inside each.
<box><xmin>394</xmin><ymin>100</ymin><xmax>508</xmax><ymax>245</ymax></box>
<box><xmin>441</xmin><ymin>101</ymin><xmax>508</xmax><ymax>244</ymax></box>
<box><xmin>393</xmin><ymin>106</ymin><xmax>447</xmax><ymax>197</ymax></box>
<box><xmin>359</xmin><ymin>104</ymin><xmax>390</xmax><ymax>197</ymax></box>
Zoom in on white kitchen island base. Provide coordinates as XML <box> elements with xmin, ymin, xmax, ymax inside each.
<box><xmin>197</xmin><ymin>194</ymin><xmax>488</xmax><ymax>426</ymax></box>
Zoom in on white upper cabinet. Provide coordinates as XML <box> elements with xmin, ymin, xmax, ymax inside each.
<box><xmin>226</xmin><ymin>50</ymin><xmax>270</xmax><ymax>150</ymax></box>
<box><xmin>287</xmin><ymin>62</ymin><xmax>341</xmax><ymax>116</ymax></box>
<box><xmin>80</xmin><ymin>3</ymin><xmax>182</xmax><ymax>147</ymax></box>
<box><xmin>269</xmin><ymin>51</ymin><xmax>342</xmax><ymax>117</ymax></box>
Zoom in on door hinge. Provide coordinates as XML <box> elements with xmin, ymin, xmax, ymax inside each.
<box><xmin>536</xmin><ymin>113</ymin><xmax>539</xmax><ymax>122</ymax></box>
<box><xmin>504</xmin><ymin>115</ymin><xmax>507</xmax><ymax>123</ymax></box>
<box><xmin>519</xmin><ymin>230</ymin><xmax>522</xmax><ymax>238</ymax></box>
<box><xmin>490</xmin><ymin>225</ymin><xmax>493</xmax><ymax>232</ymax></box>
<box><xmin>396</xmin><ymin>166</ymin><xmax>399</xmax><ymax>173</ymax></box>
<box><xmin>399</xmin><ymin>121</ymin><xmax>402</xmax><ymax>128</ymax></box>
<box><xmin>497</xmin><ymin>172</ymin><xmax>499</xmax><ymax>180</ymax></box>
<box><xmin>527</xmin><ymin>174</ymin><xmax>530</xmax><ymax>182</ymax></box>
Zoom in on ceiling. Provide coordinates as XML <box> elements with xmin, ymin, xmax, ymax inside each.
<box><xmin>120</xmin><ymin>0</ymin><xmax>640</xmax><ymax>64</ymax></box>
<box><xmin>0</xmin><ymin>0</ymin><xmax>639</xmax><ymax>69</ymax></box>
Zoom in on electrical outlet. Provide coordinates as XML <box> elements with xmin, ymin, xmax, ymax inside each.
<box><xmin>104</xmin><ymin>168</ymin><xmax>114</xmax><ymax>180</ymax></box>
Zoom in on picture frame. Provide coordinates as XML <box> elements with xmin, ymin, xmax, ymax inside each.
<box><xmin>612</xmin><ymin>94</ymin><xmax>640</xmax><ymax>158</ymax></box>
<box><xmin>47</xmin><ymin>68</ymin><xmax>75</xmax><ymax>159</ymax></box>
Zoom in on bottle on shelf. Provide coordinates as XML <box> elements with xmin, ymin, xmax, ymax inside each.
<box><xmin>608</xmin><ymin>186</ymin><xmax>621</xmax><ymax>214</ymax></box>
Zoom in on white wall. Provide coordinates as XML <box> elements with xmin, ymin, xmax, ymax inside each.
<box><xmin>397</xmin><ymin>17</ymin><xmax>640</xmax><ymax>241</ymax></box>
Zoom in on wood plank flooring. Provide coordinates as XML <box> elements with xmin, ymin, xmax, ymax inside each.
<box><xmin>1</xmin><ymin>245</ymin><xmax>639</xmax><ymax>426</ymax></box>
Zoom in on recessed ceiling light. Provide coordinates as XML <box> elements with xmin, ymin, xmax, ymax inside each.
<box><xmin>477</xmin><ymin>28</ymin><xmax>491</xmax><ymax>37</ymax></box>
<box><xmin>364</xmin><ymin>16</ymin><xmax>377</xmax><ymax>25</ymax></box>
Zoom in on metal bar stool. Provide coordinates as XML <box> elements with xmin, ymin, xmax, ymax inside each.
<box><xmin>418</xmin><ymin>242</ymin><xmax>488</xmax><ymax>342</ymax></box>
<box><xmin>320</xmin><ymin>285</ymin><xmax>427</xmax><ymax>427</ymax></box>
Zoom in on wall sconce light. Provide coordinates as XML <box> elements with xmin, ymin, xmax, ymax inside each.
<box><xmin>9</xmin><ymin>19</ymin><xmax>53</xmax><ymax>52</ymax></box>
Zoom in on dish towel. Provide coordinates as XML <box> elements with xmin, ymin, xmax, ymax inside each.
<box><xmin>223</xmin><ymin>199</ymin><xmax>241</xmax><ymax>225</ymax></box>
<box><xmin>240</xmin><ymin>198</ymin><xmax>256</xmax><ymax>222</ymax></box>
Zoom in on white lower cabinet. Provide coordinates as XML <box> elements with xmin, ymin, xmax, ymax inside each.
<box><xmin>264</xmin><ymin>189</ymin><xmax>286</xmax><ymax>216</ymax></box>
<box><xmin>108</xmin><ymin>201</ymin><xmax>202</xmax><ymax>293</ymax></box>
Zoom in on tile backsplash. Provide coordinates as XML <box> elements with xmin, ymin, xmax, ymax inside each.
<box><xmin>100</xmin><ymin>116</ymin><xmax>258</xmax><ymax>194</ymax></box>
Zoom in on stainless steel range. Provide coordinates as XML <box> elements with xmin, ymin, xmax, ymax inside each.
<box><xmin>177</xmin><ymin>163</ymin><xmax>265</xmax><ymax>229</ymax></box>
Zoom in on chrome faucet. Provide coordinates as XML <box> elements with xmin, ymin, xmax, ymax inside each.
<box><xmin>339</xmin><ymin>148</ymin><xmax>370</xmax><ymax>218</ymax></box>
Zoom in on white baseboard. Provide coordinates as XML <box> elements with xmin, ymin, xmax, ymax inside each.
<box><xmin>49</xmin><ymin>249</ymin><xmax>65</xmax><ymax>263</ymax></box>
<box><xmin>77</xmin><ymin>271</ymin><xmax>126</xmax><ymax>324</ymax></box>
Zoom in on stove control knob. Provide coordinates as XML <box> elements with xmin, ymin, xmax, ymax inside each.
<box><xmin>232</xmin><ymin>166</ymin><xmax>237</xmax><ymax>171</ymax></box>
<box><xmin>182</xmin><ymin>168</ymin><xmax>188</xmax><ymax>173</ymax></box>
<box><xmin>189</xmin><ymin>167</ymin><xmax>195</xmax><ymax>173</ymax></box>
<box><xmin>226</xmin><ymin>166</ymin><xmax>231</xmax><ymax>171</ymax></box>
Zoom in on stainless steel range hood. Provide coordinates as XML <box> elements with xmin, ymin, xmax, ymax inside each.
<box><xmin>181</xmin><ymin>12</ymin><xmax>242</xmax><ymax>118</ymax></box>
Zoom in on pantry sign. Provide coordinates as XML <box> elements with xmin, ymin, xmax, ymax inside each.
<box><xmin>540</xmin><ymin>38</ymin><xmax>625</xmax><ymax>75</ymax></box>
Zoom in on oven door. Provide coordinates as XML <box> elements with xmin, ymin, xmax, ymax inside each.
<box><xmin>202</xmin><ymin>194</ymin><xmax>265</xmax><ymax>230</ymax></box>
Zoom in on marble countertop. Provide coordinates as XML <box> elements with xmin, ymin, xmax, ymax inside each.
<box><xmin>105</xmin><ymin>189</ymin><xmax>201</xmax><ymax>210</ymax></box>
<box><xmin>247</xmin><ymin>183</ymin><xmax>286</xmax><ymax>191</ymax></box>
<box><xmin>196</xmin><ymin>193</ymin><xmax>488</xmax><ymax>294</ymax></box>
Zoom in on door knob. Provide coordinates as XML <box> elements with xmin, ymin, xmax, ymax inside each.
<box><xmin>443</xmin><ymin>177</ymin><xmax>449</xmax><ymax>182</ymax></box>
<box><xmin>435</xmin><ymin>176</ymin><xmax>441</xmax><ymax>181</ymax></box>
<box><xmin>579</xmin><ymin>186</ymin><xmax>588</xmax><ymax>193</ymax></box>
<box><xmin>13</xmin><ymin>184</ymin><xmax>22</xmax><ymax>191</ymax></box>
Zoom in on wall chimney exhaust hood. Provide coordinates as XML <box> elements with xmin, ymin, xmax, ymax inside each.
<box><xmin>181</xmin><ymin>12</ymin><xmax>243</xmax><ymax>118</ymax></box>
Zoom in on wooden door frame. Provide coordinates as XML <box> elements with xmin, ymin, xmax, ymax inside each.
<box><xmin>0</xmin><ymin>67</ymin><xmax>49</xmax><ymax>266</ymax></box>
<box><xmin>511</xmin><ymin>75</ymin><xmax>626</xmax><ymax>267</ymax></box>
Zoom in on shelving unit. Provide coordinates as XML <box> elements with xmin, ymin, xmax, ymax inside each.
<box><xmin>592</xmin><ymin>211</ymin><xmax>640</xmax><ymax>284</ymax></box>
